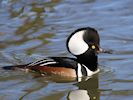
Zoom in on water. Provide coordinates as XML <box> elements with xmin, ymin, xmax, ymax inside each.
<box><xmin>0</xmin><ymin>0</ymin><xmax>133</xmax><ymax>100</ymax></box>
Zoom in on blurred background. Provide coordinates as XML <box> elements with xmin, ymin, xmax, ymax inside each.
<box><xmin>0</xmin><ymin>0</ymin><xmax>133</xmax><ymax>100</ymax></box>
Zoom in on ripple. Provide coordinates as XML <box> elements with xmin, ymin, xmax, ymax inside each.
<box><xmin>0</xmin><ymin>0</ymin><xmax>133</xmax><ymax>100</ymax></box>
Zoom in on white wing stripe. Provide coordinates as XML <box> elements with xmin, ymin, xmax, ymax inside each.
<box><xmin>28</xmin><ymin>58</ymin><xmax>55</xmax><ymax>66</ymax></box>
<box><xmin>40</xmin><ymin>61</ymin><xmax>57</xmax><ymax>66</ymax></box>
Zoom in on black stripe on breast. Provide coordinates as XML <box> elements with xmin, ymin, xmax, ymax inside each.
<box><xmin>81</xmin><ymin>65</ymin><xmax>87</xmax><ymax>76</ymax></box>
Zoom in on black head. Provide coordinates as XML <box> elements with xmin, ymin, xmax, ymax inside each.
<box><xmin>66</xmin><ymin>27</ymin><xmax>100</xmax><ymax>71</ymax></box>
<box><xmin>67</xmin><ymin>27</ymin><xmax>100</xmax><ymax>56</ymax></box>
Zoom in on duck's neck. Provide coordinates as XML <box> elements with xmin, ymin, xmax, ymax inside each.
<box><xmin>76</xmin><ymin>55</ymin><xmax>98</xmax><ymax>71</ymax></box>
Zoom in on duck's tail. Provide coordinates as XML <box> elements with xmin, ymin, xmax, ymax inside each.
<box><xmin>2</xmin><ymin>64</ymin><xmax>28</xmax><ymax>70</ymax></box>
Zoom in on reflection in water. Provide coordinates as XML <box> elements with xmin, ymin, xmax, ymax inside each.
<box><xmin>68</xmin><ymin>75</ymin><xmax>99</xmax><ymax>100</ymax></box>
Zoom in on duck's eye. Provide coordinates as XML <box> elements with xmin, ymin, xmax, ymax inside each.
<box><xmin>91</xmin><ymin>45</ymin><xmax>96</xmax><ymax>49</ymax></box>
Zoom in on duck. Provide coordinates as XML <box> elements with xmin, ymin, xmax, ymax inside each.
<box><xmin>3</xmin><ymin>27</ymin><xmax>105</xmax><ymax>78</ymax></box>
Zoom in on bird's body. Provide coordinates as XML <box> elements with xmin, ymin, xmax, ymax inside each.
<box><xmin>3</xmin><ymin>27</ymin><xmax>103</xmax><ymax>78</ymax></box>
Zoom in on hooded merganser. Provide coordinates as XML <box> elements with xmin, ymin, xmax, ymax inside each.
<box><xmin>3</xmin><ymin>27</ymin><xmax>103</xmax><ymax>78</ymax></box>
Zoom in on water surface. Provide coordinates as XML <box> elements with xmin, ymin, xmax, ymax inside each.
<box><xmin>0</xmin><ymin>0</ymin><xmax>133</xmax><ymax>100</ymax></box>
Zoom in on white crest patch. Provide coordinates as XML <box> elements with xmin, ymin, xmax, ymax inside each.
<box><xmin>68</xmin><ymin>30</ymin><xmax>88</xmax><ymax>55</ymax></box>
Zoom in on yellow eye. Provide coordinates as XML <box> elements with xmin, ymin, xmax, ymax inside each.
<box><xmin>92</xmin><ymin>45</ymin><xmax>96</xmax><ymax>49</ymax></box>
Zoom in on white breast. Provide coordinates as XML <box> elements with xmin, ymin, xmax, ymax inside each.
<box><xmin>77</xmin><ymin>63</ymin><xmax>100</xmax><ymax>77</ymax></box>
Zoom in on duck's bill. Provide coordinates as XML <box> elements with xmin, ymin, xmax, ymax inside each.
<box><xmin>97</xmin><ymin>48</ymin><xmax>113</xmax><ymax>54</ymax></box>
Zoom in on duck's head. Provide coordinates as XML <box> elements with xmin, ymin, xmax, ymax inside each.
<box><xmin>67</xmin><ymin>27</ymin><xmax>100</xmax><ymax>58</ymax></box>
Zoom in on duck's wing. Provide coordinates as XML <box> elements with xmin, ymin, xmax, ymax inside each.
<box><xmin>2</xmin><ymin>57</ymin><xmax>78</xmax><ymax>70</ymax></box>
<box><xmin>28</xmin><ymin>57</ymin><xmax>78</xmax><ymax>69</ymax></box>
<box><xmin>27</xmin><ymin>57</ymin><xmax>78</xmax><ymax>77</ymax></box>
